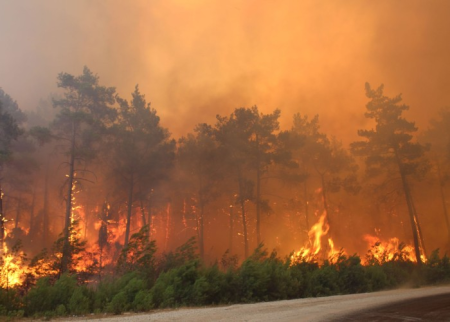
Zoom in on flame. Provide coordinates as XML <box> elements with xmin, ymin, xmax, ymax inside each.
<box><xmin>0</xmin><ymin>244</ymin><xmax>26</xmax><ymax>288</ymax></box>
<box><xmin>363</xmin><ymin>234</ymin><xmax>427</xmax><ymax>264</ymax></box>
<box><xmin>291</xmin><ymin>211</ymin><xmax>343</xmax><ymax>263</ymax></box>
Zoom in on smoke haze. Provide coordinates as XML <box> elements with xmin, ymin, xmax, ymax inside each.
<box><xmin>1</xmin><ymin>0</ymin><xmax>450</xmax><ymax>140</ymax></box>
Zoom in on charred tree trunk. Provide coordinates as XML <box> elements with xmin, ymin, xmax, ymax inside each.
<box><xmin>61</xmin><ymin>124</ymin><xmax>76</xmax><ymax>273</ymax></box>
<box><xmin>124</xmin><ymin>174</ymin><xmax>134</xmax><ymax>249</ymax></box>
<box><xmin>395</xmin><ymin>148</ymin><xmax>423</xmax><ymax>264</ymax></box>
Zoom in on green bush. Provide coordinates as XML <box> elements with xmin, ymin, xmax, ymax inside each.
<box><xmin>364</xmin><ymin>265</ymin><xmax>388</xmax><ymax>291</ymax></box>
<box><xmin>107</xmin><ymin>291</ymin><xmax>128</xmax><ymax>314</ymax></box>
<box><xmin>335</xmin><ymin>255</ymin><xmax>367</xmax><ymax>294</ymax></box>
<box><xmin>309</xmin><ymin>264</ymin><xmax>339</xmax><ymax>296</ymax></box>
<box><xmin>93</xmin><ymin>272</ymin><xmax>139</xmax><ymax>312</ymax></box>
<box><xmin>150</xmin><ymin>260</ymin><xmax>200</xmax><ymax>308</ymax></box>
<box><xmin>132</xmin><ymin>289</ymin><xmax>153</xmax><ymax>311</ymax></box>
<box><xmin>68</xmin><ymin>287</ymin><xmax>90</xmax><ymax>315</ymax></box>
<box><xmin>423</xmin><ymin>250</ymin><xmax>450</xmax><ymax>284</ymax></box>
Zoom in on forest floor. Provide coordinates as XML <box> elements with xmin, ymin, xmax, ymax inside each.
<box><xmin>67</xmin><ymin>285</ymin><xmax>450</xmax><ymax>322</ymax></box>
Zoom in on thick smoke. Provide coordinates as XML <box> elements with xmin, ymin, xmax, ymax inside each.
<box><xmin>1</xmin><ymin>1</ymin><xmax>450</xmax><ymax>141</ymax></box>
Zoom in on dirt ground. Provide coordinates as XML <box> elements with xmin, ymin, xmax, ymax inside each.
<box><xmin>73</xmin><ymin>285</ymin><xmax>450</xmax><ymax>322</ymax></box>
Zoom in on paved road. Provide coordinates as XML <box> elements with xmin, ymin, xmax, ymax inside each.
<box><xmin>333</xmin><ymin>292</ymin><xmax>450</xmax><ymax>321</ymax></box>
<box><xmin>82</xmin><ymin>285</ymin><xmax>450</xmax><ymax>322</ymax></box>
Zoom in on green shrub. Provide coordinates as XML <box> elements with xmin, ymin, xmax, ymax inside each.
<box><xmin>107</xmin><ymin>291</ymin><xmax>128</xmax><ymax>314</ymax></box>
<box><xmin>309</xmin><ymin>264</ymin><xmax>339</xmax><ymax>296</ymax></box>
<box><xmin>424</xmin><ymin>250</ymin><xmax>450</xmax><ymax>284</ymax></box>
<box><xmin>335</xmin><ymin>255</ymin><xmax>367</xmax><ymax>294</ymax></box>
<box><xmin>365</xmin><ymin>265</ymin><xmax>388</xmax><ymax>291</ymax></box>
<box><xmin>68</xmin><ymin>287</ymin><xmax>90</xmax><ymax>315</ymax></box>
<box><xmin>55</xmin><ymin>304</ymin><xmax>67</xmax><ymax>316</ymax></box>
<box><xmin>150</xmin><ymin>260</ymin><xmax>200</xmax><ymax>307</ymax></box>
<box><xmin>25</xmin><ymin>277</ymin><xmax>54</xmax><ymax>315</ymax></box>
<box><xmin>132</xmin><ymin>289</ymin><xmax>153</xmax><ymax>311</ymax></box>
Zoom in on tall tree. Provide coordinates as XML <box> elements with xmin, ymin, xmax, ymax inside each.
<box><xmin>178</xmin><ymin>123</ymin><xmax>222</xmax><ymax>259</ymax></box>
<box><xmin>214</xmin><ymin>106</ymin><xmax>280</xmax><ymax>256</ymax></box>
<box><xmin>52</xmin><ymin>67</ymin><xmax>116</xmax><ymax>273</ymax></box>
<box><xmin>351</xmin><ymin>83</ymin><xmax>429</xmax><ymax>264</ymax></box>
<box><xmin>110</xmin><ymin>85</ymin><xmax>174</xmax><ymax>248</ymax></box>
<box><xmin>422</xmin><ymin>108</ymin><xmax>450</xmax><ymax>245</ymax></box>
<box><xmin>0</xmin><ymin>99</ymin><xmax>23</xmax><ymax>248</ymax></box>
<box><xmin>290</xmin><ymin>113</ymin><xmax>359</xmax><ymax>251</ymax></box>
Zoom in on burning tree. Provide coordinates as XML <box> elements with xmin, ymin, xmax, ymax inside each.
<box><xmin>289</xmin><ymin>114</ymin><xmax>359</xmax><ymax>257</ymax></box>
<box><xmin>0</xmin><ymin>94</ymin><xmax>24</xmax><ymax>248</ymax></box>
<box><xmin>51</xmin><ymin>67</ymin><xmax>116</xmax><ymax>273</ymax></box>
<box><xmin>351</xmin><ymin>83</ymin><xmax>430</xmax><ymax>264</ymax></box>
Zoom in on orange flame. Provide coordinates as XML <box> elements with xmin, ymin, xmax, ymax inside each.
<box><xmin>291</xmin><ymin>211</ymin><xmax>343</xmax><ymax>263</ymax></box>
<box><xmin>363</xmin><ymin>234</ymin><xmax>426</xmax><ymax>264</ymax></box>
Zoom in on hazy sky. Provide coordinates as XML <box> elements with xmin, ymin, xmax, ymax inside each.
<box><xmin>1</xmin><ymin>0</ymin><xmax>450</xmax><ymax>142</ymax></box>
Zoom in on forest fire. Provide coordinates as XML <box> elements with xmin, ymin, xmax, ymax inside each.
<box><xmin>363</xmin><ymin>234</ymin><xmax>427</xmax><ymax>264</ymax></box>
<box><xmin>0</xmin><ymin>244</ymin><xmax>25</xmax><ymax>288</ymax></box>
<box><xmin>291</xmin><ymin>211</ymin><xmax>343</xmax><ymax>263</ymax></box>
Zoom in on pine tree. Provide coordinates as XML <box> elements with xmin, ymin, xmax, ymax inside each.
<box><xmin>351</xmin><ymin>83</ymin><xmax>429</xmax><ymax>264</ymax></box>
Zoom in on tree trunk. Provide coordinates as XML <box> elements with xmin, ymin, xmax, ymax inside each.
<box><xmin>147</xmin><ymin>198</ymin><xmax>152</xmax><ymax>240</ymax></box>
<box><xmin>240</xmin><ymin>199</ymin><xmax>249</xmax><ymax>258</ymax></box>
<box><xmin>140</xmin><ymin>197</ymin><xmax>147</xmax><ymax>227</ymax></box>
<box><xmin>0</xmin><ymin>185</ymin><xmax>4</xmax><ymax>249</ymax></box>
<box><xmin>61</xmin><ymin>124</ymin><xmax>76</xmax><ymax>273</ymax></box>
<box><xmin>304</xmin><ymin>181</ymin><xmax>310</xmax><ymax>231</ymax></box>
<box><xmin>124</xmin><ymin>174</ymin><xmax>134</xmax><ymax>248</ymax></box>
<box><xmin>28</xmin><ymin>187</ymin><xmax>36</xmax><ymax>239</ymax></box>
<box><xmin>164</xmin><ymin>202</ymin><xmax>171</xmax><ymax>252</ymax></box>
<box><xmin>320</xmin><ymin>174</ymin><xmax>331</xmax><ymax>227</ymax></box>
<box><xmin>237</xmin><ymin>168</ymin><xmax>249</xmax><ymax>258</ymax></box>
<box><xmin>199</xmin><ymin>203</ymin><xmax>205</xmax><ymax>259</ymax></box>
<box><xmin>84</xmin><ymin>204</ymin><xmax>89</xmax><ymax>240</ymax></box>
<box><xmin>14</xmin><ymin>196</ymin><xmax>21</xmax><ymax>230</ymax></box>
<box><xmin>43</xmin><ymin>163</ymin><xmax>50</xmax><ymax>249</ymax></box>
<box><xmin>437</xmin><ymin>159</ymin><xmax>450</xmax><ymax>245</ymax></box>
<box><xmin>255</xmin><ymin>134</ymin><xmax>262</xmax><ymax>245</ymax></box>
<box><xmin>229</xmin><ymin>204</ymin><xmax>233</xmax><ymax>253</ymax></box>
<box><xmin>395</xmin><ymin>148</ymin><xmax>423</xmax><ymax>264</ymax></box>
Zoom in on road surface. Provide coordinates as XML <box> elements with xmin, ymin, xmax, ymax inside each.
<box><xmin>81</xmin><ymin>285</ymin><xmax>450</xmax><ymax>322</ymax></box>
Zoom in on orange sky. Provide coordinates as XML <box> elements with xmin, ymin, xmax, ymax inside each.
<box><xmin>1</xmin><ymin>0</ymin><xmax>450</xmax><ymax>143</ymax></box>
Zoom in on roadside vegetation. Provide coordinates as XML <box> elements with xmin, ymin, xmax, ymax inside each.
<box><xmin>1</xmin><ymin>229</ymin><xmax>450</xmax><ymax>319</ymax></box>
